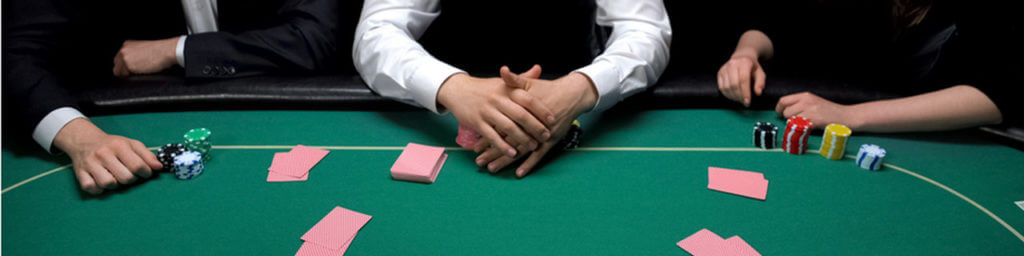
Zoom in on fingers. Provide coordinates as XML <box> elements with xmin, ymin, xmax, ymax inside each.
<box><xmin>100</xmin><ymin>151</ymin><xmax>136</xmax><ymax>185</ymax></box>
<box><xmin>113</xmin><ymin>53</ymin><xmax>129</xmax><ymax>77</ymax></box>
<box><xmin>753</xmin><ymin>66</ymin><xmax>767</xmax><ymax>96</ymax></box>
<box><xmin>131</xmin><ymin>140</ymin><xmax>164</xmax><ymax>171</ymax></box>
<box><xmin>475</xmin><ymin>146</ymin><xmax>504</xmax><ymax>169</ymax></box>
<box><xmin>775</xmin><ymin>93</ymin><xmax>802</xmax><ymax>115</ymax></box>
<box><xmin>506</xmin><ymin>90</ymin><xmax>554</xmax><ymax>138</ymax></box>
<box><xmin>500</xmin><ymin>66</ymin><xmax>532</xmax><ymax>90</ymax></box>
<box><xmin>717</xmin><ymin>66</ymin><xmax>734</xmax><ymax>101</ymax></box>
<box><xmin>473</xmin><ymin>119</ymin><xmax>518</xmax><ymax>158</ymax></box>
<box><xmin>85</xmin><ymin>161</ymin><xmax>118</xmax><ymax>190</ymax></box>
<box><xmin>516</xmin><ymin>143</ymin><xmax>554</xmax><ymax>178</ymax></box>
<box><xmin>781</xmin><ymin>101</ymin><xmax>804</xmax><ymax>118</ymax></box>
<box><xmin>473</xmin><ymin>139</ymin><xmax>490</xmax><ymax>153</ymax></box>
<box><xmin>486</xmin><ymin>155</ymin><xmax>518</xmax><ymax>173</ymax></box>
<box><xmin>718</xmin><ymin>64</ymin><xmax>741</xmax><ymax>104</ymax></box>
<box><xmin>482</xmin><ymin>107</ymin><xmax>536</xmax><ymax>154</ymax></box>
<box><xmin>520</xmin><ymin>64</ymin><xmax>542</xmax><ymax>79</ymax></box>
<box><xmin>74</xmin><ymin>168</ymin><xmax>102</xmax><ymax>195</ymax></box>
<box><xmin>116</xmin><ymin>146</ymin><xmax>152</xmax><ymax>179</ymax></box>
<box><xmin>739</xmin><ymin>67</ymin><xmax>752</xmax><ymax>107</ymax></box>
<box><xmin>727</xmin><ymin>64</ymin><xmax>743</xmax><ymax>101</ymax></box>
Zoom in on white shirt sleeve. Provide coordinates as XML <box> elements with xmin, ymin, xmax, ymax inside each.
<box><xmin>352</xmin><ymin>0</ymin><xmax>463</xmax><ymax>114</ymax></box>
<box><xmin>32</xmin><ymin>107</ymin><xmax>87</xmax><ymax>153</ymax></box>
<box><xmin>175</xmin><ymin>35</ymin><xmax>187</xmax><ymax>67</ymax></box>
<box><xmin>575</xmin><ymin>0</ymin><xmax>672</xmax><ymax>112</ymax></box>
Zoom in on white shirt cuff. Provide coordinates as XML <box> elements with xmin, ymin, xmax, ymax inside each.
<box><xmin>175</xmin><ymin>35</ymin><xmax>187</xmax><ymax>67</ymax></box>
<box><xmin>575</xmin><ymin>61</ymin><xmax>622</xmax><ymax>112</ymax></box>
<box><xmin>32</xmin><ymin>107</ymin><xmax>87</xmax><ymax>153</ymax></box>
<box><xmin>408</xmin><ymin>62</ymin><xmax>463</xmax><ymax>114</ymax></box>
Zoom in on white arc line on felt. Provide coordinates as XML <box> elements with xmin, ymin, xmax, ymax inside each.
<box><xmin>1</xmin><ymin>165</ymin><xmax>71</xmax><ymax>194</ymax></box>
<box><xmin>1</xmin><ymin>145</ymin><xmax>1021</xmax><ymax>245</ymax></box>
<box><xmin>882</xmin><ymin>162</ymin><xmax>1024</xmax><ymax>244</ymax></box>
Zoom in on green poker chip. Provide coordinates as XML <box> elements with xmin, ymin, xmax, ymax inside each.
<box><xmin>184</xmin><ymin>128</ymin><xmax>211</xmax><ymax>142</ymax></box>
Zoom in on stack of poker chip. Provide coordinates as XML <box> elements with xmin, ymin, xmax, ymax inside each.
<box><xmin>557</xmin><ymin>120</ymin><xmax>583</xmax><ymax>150</ymax></box>
<box><xmin>855</xmin><ymin>144</ymin><xmax>886</xmax><ymax>170</ymax></box>
<box><xmin>184</xmin><ymin>128</ymin><xmax>212</xmax><ymax>161</ymax></box>
<box><xmin>752</xmin><ymin>122</ymin><xmax>778</xmax><ymax>149</ymax></box>
<box><xmin>157</xmin><ymin>143</ymin><xmax>187</xmax><ymax>171</ymax></box>
<box><xmin>782</xmin><ymin>116</ymin><xmax>812</xmax><ymax>155</ymax></box>
<box><xmin>173</xmin><ymin>151</ymin><xmax>204</xmax><ymax>180</ymax></box>
<box><xmin>819</xmin><ymin>123</ymin><xmax>852</xmax><ymax>160</ymax></box>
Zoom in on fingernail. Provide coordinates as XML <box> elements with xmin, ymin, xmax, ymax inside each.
<box><xmin>476</xmin><ymin>158</ymin><xmax>485</xmax><ymax>166</ymax></box>
<box><xmin>488</xmin><ymin>163</ymin><xmax>497</xmax><ymax>171</ymax></box>
<box><xmin>547</xmin><ymin>115</ymin><xmax>556</xmax><ymax>123</ymax></box>
<box><xmin>516</xmin><ymin>169</ymin><xmax>526</xmax><ymax>178</ymax></box>
<box><xmin>507</xmin><ymin>148</ymin><xmax>517</xmax><ymax>157</ymax></box>
<box><xmin>542</xmin><ymin>131</ymin><xmax>551</xmax><ymax>140</ymax></box>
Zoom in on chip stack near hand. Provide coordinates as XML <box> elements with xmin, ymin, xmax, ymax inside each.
<box><xmin>819</xmin><ymin>123</ymin><xmax>852</xmax><ymax>160</ymax></box>
<box><xmin>782</xmin><ymin>116</ymin><xmax>812</xmax><ymax>155</ymax></box>
<box><xmin>856</xmin><ymin>144</ymin><xmax>886</xmax><ymax>170</ymax></box>
<box><xmin>157</xmin><ymin>143</ymin><xmax>186</xmax><ymax>172</ymax></box>
<box><xmin>752</xmin><ymin>122</ymin><xmax>778</xmax><ymax>149</ymax></box>
<box><xmin>173</xmin><ymin>151</ymin><xmax>204</xmax><ymax>179</ymax></box>
<box><xmin>184</xmin><ymin>128</ymin><xmax>212</xmax><ymax>161</ymax></box>
<box><xmin>558</xmin><ymin>120</ymin><xmax>583</xmax><ymax>150</ymax></box>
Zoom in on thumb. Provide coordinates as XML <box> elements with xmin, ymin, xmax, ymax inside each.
<box><xmin>500</xmin><ymin>66</ymin><xmax>531</xmax><ymax>90</ymax></box>
<box><xmin>520</xmin><ymin>64</ymin><xmax>542</xmax><ymax>79</ymax></box>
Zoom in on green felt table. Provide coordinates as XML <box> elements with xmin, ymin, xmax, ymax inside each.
<box><xmin>3</xmin><ymin>109</ymin><xmax>1024</xmax><ymax>255</ymax></box>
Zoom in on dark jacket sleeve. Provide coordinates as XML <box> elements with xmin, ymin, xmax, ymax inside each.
<box><xmin>2</xmin><ymin>0</ymin><xmax>81</xmax><ymax>135</ymax></box>
<box><xmin>182</xmin><ymin>0</ymin><xmax>339</xmax><ymax>78</ymax></box>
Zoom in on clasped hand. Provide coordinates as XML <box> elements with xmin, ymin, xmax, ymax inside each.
<box><xmin>437</xmin><ymin>65</ymin><xmax>597</xmax><ymax>178</ymax></box>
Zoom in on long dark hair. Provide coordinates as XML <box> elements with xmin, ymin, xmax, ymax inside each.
<box><xmin>892</xmin><ymin>0</ymin><xmax>934</xmax><ymax>29</ymax></box>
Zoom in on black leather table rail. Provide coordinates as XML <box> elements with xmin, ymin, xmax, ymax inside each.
<box><xmin>74</xmin><ymin>72</ymin><xmax>1022</xmax><ymax>147</ymax></box>
<box><xmin>80</xmin><ymin>72</ymin><xmax>902</xmax><ymax>114</ymax></box>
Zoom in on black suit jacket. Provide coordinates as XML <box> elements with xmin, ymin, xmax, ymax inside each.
<box><xmin>2</xmin><ymin>0</ymin><xmax>340</xmax><ymax>138</ymax></box>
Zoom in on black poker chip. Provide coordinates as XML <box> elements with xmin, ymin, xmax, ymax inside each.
<box><xmin>557</xmin><ymin>120</ymin><xmax>583</xmax><ymax>151</ymax></box>
<box><xmin>157</xmin><ymin>143</ymin><xmax>186</xmax><ymax>171</ymax></box>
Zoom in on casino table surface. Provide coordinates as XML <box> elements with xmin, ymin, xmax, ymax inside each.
<box><xmin>3</xmin><ymin>109</ymin><xmax>1024</xmax><ymax>255</ymax></box>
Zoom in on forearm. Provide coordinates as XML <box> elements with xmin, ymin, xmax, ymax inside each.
<box><xmin>732</xmin><ymin>30</ymin><xmax>773</xmax><ymax>60</ymax></box>
<box><xmin>581</xmin><ymin>0</ymin><xmax>671</xmax><ymax>112</ymax></box>
<box><xmin>184</xmin><ymin>0</ymin><xmax>339</xmax><ymax>76</ymax></box>
<box><xmin>850</xmin><ymin>85</ymin><xmax>1002</xmax><ymax>132</ymax></box>
<box><xmin>352</xmin><ymin>0</ymin><xmax>458</xmax><ymax>113</ymax></box>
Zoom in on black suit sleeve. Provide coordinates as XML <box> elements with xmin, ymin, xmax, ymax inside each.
<box><xmin>2</xmin><ymin>0</ymin><xmax>81</xmax><ymax>136</ymax></box>
<box><xmin>182</xmin><ymin>0</ymin><xmax>339</xmax><ymax>78</ymax></box>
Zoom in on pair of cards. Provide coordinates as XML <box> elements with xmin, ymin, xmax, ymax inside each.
<box><xmin>677</xmin><ymin>228</ymin><xmax>760</xmax><ymax>256</ymax></box>
<box><xmin>268</xmin><ymin>145</ymin><xmax>330</xmax><ymax>182</ymax></box>
<box><xmin>707</xmin><ymin>167</ymin><xmax>769</xmax><ymax>200</ymax></box>
<box><xmin>391</xmin><ymin>143</ymin><xmax>447</xmax><ymax>184</ymax></box>
<box><xmin>296</xmin><ymin>206</ymin><xmax>373</xmax><ymax>256</ymax></box>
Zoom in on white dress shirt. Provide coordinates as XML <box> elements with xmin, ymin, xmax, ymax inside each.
<box><xmin>32</xmin><ymin>0</ymin><xmax>220</xmax><ymax>152</ymax></box>
<box><xmin>353</xmin><ymin>0</ymin><xmax>672</xmax><ymax>113</ymax></box>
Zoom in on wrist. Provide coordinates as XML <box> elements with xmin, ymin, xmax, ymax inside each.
<box><xmin>562</xmin><ymin>72</ymin><xmax>598</xmax><ymax>114</ymax></box>
<box><xmin>437</xmin><ymin>73</ymin><xmax>471</xmax><ymax>110</ymax></box>
<box><xmin>162</xmin><ymin>37</ymin><xmax>179</xmax><ymax>67</ymax></box>
<box><xmin>845</xmin><ymin>104</ymin><xmax>869</xmax><ymax>130</ymax></box>
<box><xmin>731</xmin><ymin>47</ymin><xmax>760</xmax><ymax>61</ymax></box>
<box><xmin>53</xmin><ymin>118</ymin><xmax>106</xmax><ymax>155</ymax></box>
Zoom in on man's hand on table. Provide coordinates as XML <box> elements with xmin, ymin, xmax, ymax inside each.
<box><xmin>472</xmin><ymin>67</ymin><xmax>598</xmax><ymax>177</ymax></box>
<box><xmin>53</xmin><ymin>118</ymin><xmax>164</xmax><ymax>194</ymax></box>
<box><xmin>437</xmin><ymin>66</ymin><xmax>556</xmax><ymax>160</ymax></box>
<box><xmin>113</xmin><ymin>37</ymin><xmax>179</xmax><ymax>77</ymax></box>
